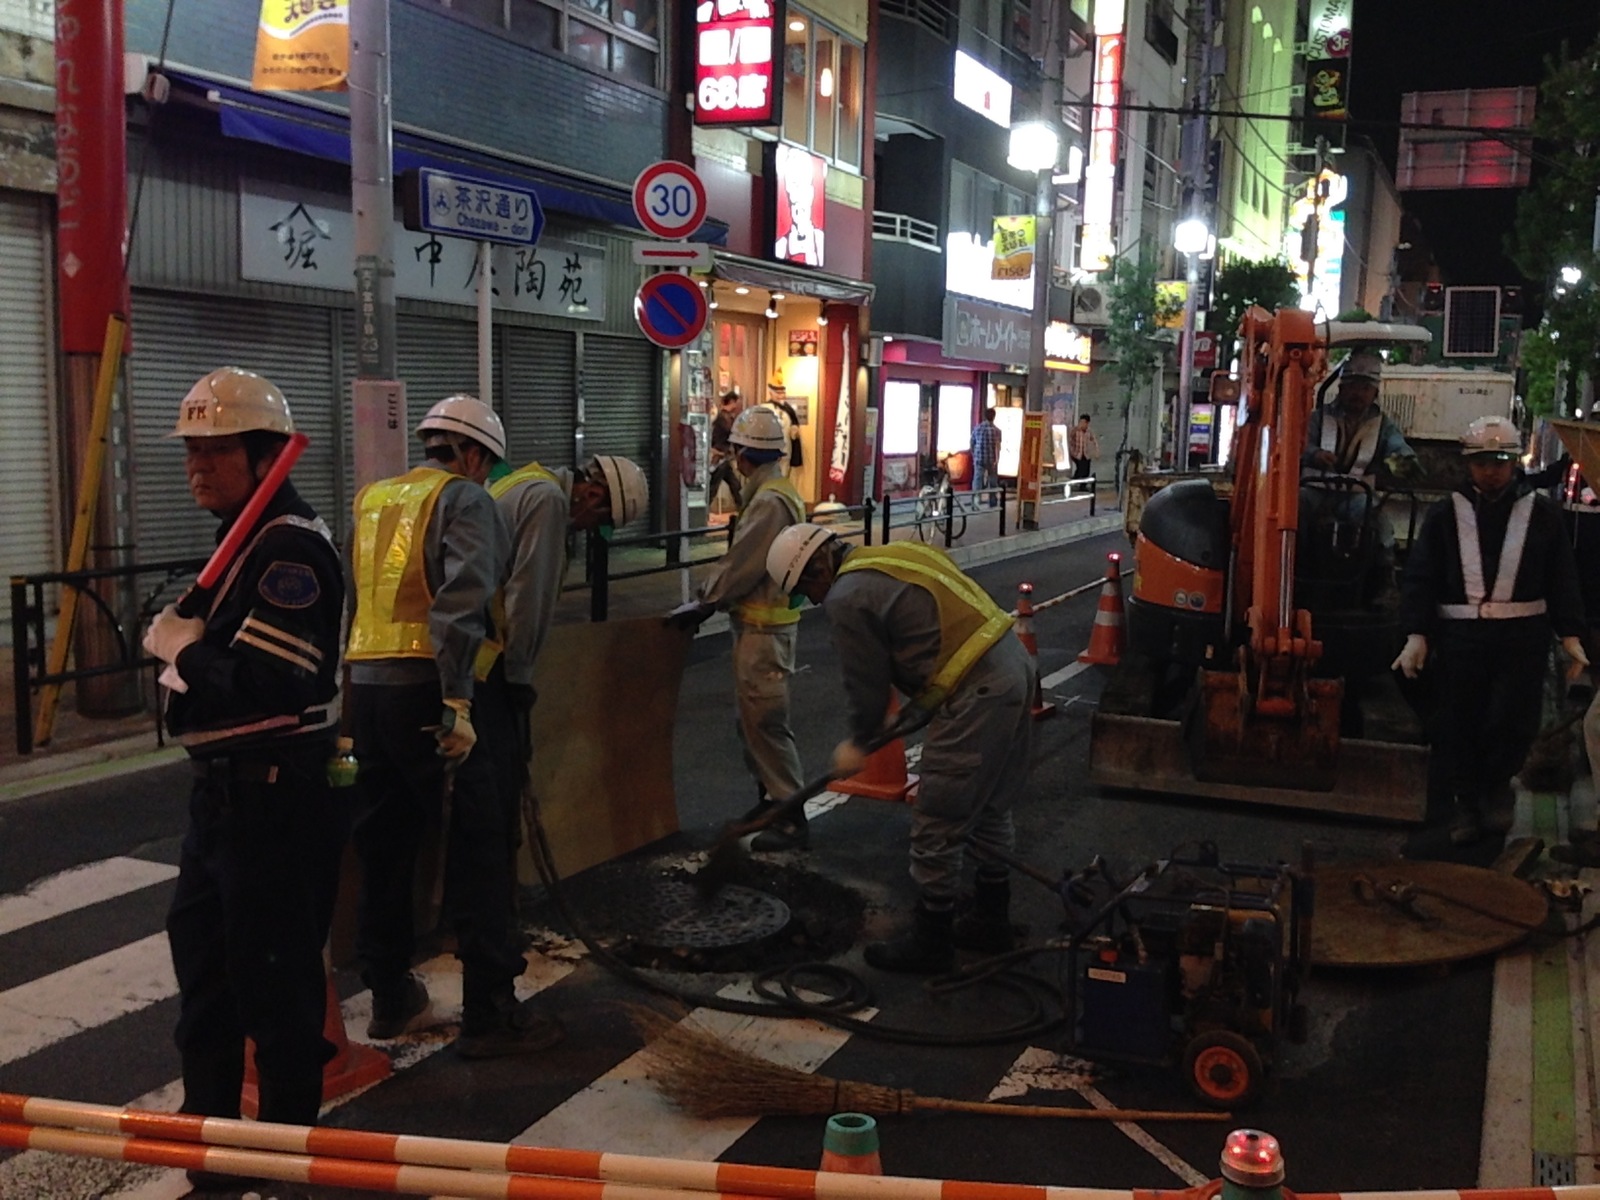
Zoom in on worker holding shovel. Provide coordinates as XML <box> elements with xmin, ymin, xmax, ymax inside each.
<box><xmin>143</xmin><ymin>368</ymin><xmax>347</xmax><ymax>1195</ymax></box>
<box><xmin>763</xmin><ymin>526</ymin><xmax>1037</xmax><ymax>973</ymax></box>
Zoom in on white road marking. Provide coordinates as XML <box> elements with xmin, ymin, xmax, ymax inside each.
<box><xmin>1041</xmin><ymin>660</ymin><xmax>1092</xmax><ymax>691</ymax></box>
<box><xmin>989</xmin><ymin>1047</ymin><xmax>1207</xmax><ymax>1187</ymax></box>
<box><xmin>0</xmin><ymin>857</ymin><xmax>178</xmax><ymax>937</ymax></box>
<box><xmin>516</xmin><ymin>983</ymin><xmax>867</xmax><ymax>1159</ymax></box>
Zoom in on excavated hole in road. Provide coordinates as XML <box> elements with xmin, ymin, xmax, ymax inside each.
<box><xmin>568</xmin><ymin>856</ymin><xmax>867</xmax><ymax>974</ymax></box>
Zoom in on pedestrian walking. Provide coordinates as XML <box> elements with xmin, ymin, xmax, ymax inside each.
<box><xmin>143</xmin><ymin>368</ymin><xmax>348</xmax><ymax>1196</ymax></box>
<box><xmin>668</xmin><ymin>408</ymin><xmax>808</xmax><ymax>849</ymax></box>
<box><xmin>970</xmin><ymin>407</ymin><xmax>1001</xmax><ymax>507</ymax></box>
<box><xmin>765</xmin><ymin>527</ymin><xmax>1036</xmax><ymax>973</ymax></box>
<box><xmin>346</xmin><ymin>394</ymin><xmax>559</xmax><ymax>1059</ymax></box>
<box><xmin>707</xmin><ymin>389</ymin><xmax>743</xmax><ymax>513</ymax></box>
<box><xmin>1394</xmin><ymin>415</ymin><xmax>1589</xmax><ymax>845</ymax></box>
<box><xmin>1068</xmin><ymin>414</ymin><xmax>1100</xmax><ymax>481</ymax></box>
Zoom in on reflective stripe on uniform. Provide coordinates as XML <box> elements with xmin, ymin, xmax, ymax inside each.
<box><xmin>733</xmin><ymin>476</ymin><xmax>807</xmax><ymax>628</ymax></box>
<box><xmin>837</xmin><ymin>542</ymin><xmax>1015</xmax><ymax>707</ymax></box>
<box><xmin>488</xmin><ymin>460</ymin><xmax>560</xmax><ymax>499</ymax></box>
<box><xmin>1438</xmin><ymin>492</ymin><xmax>1545</xmax><ymax>620</ymax></box>
<box><xmin>1317</xmin><ymin>409</ymin><xmax>1381</xmax><ymax>484</ymax></box>
<box><xmin>347</xmin><ymin>467</ymin><xmax>456</xmax><ymax>661</ymax></box>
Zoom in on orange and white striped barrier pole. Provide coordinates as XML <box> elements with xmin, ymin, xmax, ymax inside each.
<box><xmin>1013</xmin><ymin>583</ymin><xmax>1056</xmax><ymax>720</ymax></box>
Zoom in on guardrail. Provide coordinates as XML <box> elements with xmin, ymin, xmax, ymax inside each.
<box><xmin>10</xmin><ymin>558</ymin><xmax>204</xmax><ymax>755</ymax></box>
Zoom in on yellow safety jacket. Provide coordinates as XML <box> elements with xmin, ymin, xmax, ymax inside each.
<box><xmin>347</xmin><ymin>466</ymin><xmax>501</xmax><ymax>676</ymax></box>
<box><xmin>488</xmin><ymin>461</ymin><xmax>561</xmax><ymax>500</ymax></box>
<box><xmin>837</xmin><ymin>542</ymin><xmax>1015</xmax><ymax>708</ymax></box>
<box><xmin>733</xmin><ymin>476</ymin><xmax>806</xmax><ymax>628</ymax></box>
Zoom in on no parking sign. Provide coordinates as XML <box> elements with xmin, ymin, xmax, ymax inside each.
<box><xmin>633</xmin><ymin>273</ymin><xmax>708</xmax><ymax>349</ymax></box>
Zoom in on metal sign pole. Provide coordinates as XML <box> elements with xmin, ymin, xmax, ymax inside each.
<box><xmin>478</xmin><ymin>241</ymin><xmax>493</xmax><ymax>407</ymax></box>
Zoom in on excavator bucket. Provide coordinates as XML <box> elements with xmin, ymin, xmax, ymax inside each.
<box><xmin>1189</xmin><ymin>668</ymin><xmax>1342</xmax><ymax>790</ymax></box>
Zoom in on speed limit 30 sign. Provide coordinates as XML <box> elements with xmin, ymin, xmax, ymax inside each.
<box><xmin>632</xmin><ymin>161</ymin><xmax>708</xmax><ymax>241</ymax></box>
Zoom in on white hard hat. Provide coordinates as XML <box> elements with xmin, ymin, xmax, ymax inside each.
<box><xmin>1461</xmin><ymin>415</ymin><xmax>1522</xmax><ymax>459</ymax></box>
<box><xmin>416</xmin><ymin>394</ymin><xmax>507</xmax><ymax>460</ymax></box>
<box><xmin>766</xmin><ymin>522</ymin><xmax>838</xmax><ymax>593</ymax></box>
<box><xmin>1342</xmin><ymin>350</ymin><xmax>1384</xmax><ymax>383</ymax></box>
<box><xmin>170</xmin><ymin>367</ymin><xmax>295</xmax><ymax>438</ymax></box>
<box><xmin>589</xmin><ymin>454</ymin><xmax>648</xmax><ymax>525</ymax></box>
<box><xmin>729</xmin><ymin>406</ymin><xmax>788</xmax><ymax>452</ymax></box>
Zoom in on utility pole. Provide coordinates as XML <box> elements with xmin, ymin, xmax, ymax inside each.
<box><xmin>350</xmin><ymin>0</ymin><xmax>406</xmax><ymax>487</ymax></box>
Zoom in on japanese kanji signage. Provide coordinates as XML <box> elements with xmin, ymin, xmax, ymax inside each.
<box><xmin>991</xmin><ymin>215</ymin><xmax>1035</xmax><ymax>281</ymax></box>
<box><xmin>403</xmin><ymin>168</ymin><xmax>544</xmax><ymax>247</ymax></box>
<box><xmin>694</xmin><ymin>0</ymin><xmax>783</xmax><ymax>128</ymax></box>
<box><xmin>240</xmin><ymin>182</ymin><xmax>604</xmax><ymax>321</ymax></box>
<box><xmin>251</xmin><ymin>0</ymin><xmax>349</xmax><ymax>93</ymax></box>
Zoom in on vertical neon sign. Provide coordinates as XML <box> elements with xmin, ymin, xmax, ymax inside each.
<box><xmin>1080</xmin><ymin>32</ymin><xmax>1123</xmax><ymax>273</ymax></box>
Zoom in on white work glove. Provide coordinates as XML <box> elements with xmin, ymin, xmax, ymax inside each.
<box><xmin>144</xmin><ymin>604</ymin><xmax>205</xmax><ymax>665</ymax></box>
<box><xmin>435</xmin><ymin>697</ymin><xmax>477</xmax><ymax>762</ymax></box>
<box><xmin>831</xmin><ymin>738</ymin><xmax>869</xmax><ymax>777</ymax></box>
<box><xmin>1391</xmin><ymin>634</ymin><xmax>1428</xmax><ymax>679</ymax></box>
<box><xmin>665</xmin><ymin>600</ymin><xmax>716</xmax><ymax>631</ymax></box>
<box><xmin>1562</xmin><ymin>636</ymin><xmax>1592</xmax><ymax>685</ymax></box>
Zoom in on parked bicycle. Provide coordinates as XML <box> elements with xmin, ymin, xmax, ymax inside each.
<box><xmin>915</xmin><ymin>457</ymin><xmax>968</xmax><ymax>543</ymax></box>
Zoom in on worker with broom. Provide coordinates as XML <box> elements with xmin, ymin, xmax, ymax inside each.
<box><xmin>667</xmin><ymin>407</ymin><xmax>810</xmax><ymax>851</ymax></box>
<box><xmin>763</xmin><ymin>525</ymin><xmax>1036</xmax><ymax>973</ymax></box>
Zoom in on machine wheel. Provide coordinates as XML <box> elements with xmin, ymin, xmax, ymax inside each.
<box><xmin>1182</xmin><ymin>1030</ymin><xmax>1263</xmax><ymax>1109</ymax></box>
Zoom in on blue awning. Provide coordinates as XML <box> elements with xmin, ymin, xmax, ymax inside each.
<box><xmin>162</xmin><ymin>69</ymin><xmax>727</xmax><ymax>243</ymax></box>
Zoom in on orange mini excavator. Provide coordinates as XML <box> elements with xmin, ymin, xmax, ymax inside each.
<box><xmin>1090</xmin><ymin>308</ymin><xmax>1433</xmax><ymax>820</ymax></box>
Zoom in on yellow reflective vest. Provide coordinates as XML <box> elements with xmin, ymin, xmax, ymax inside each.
<box><xmin>837</xmin><ymin>542</ymin><xmax>1015</xmax><ymax>707</ymax></box>
<box><xmin>733</xmin><ymin>475</ymin><xmax>806</xmax><ymax>628</ymax></box>
<box><xmin>347</xmin><ymin>467</ymin><xmax>500</xmax><ymax>677</ymax></box>
<box><xmin>488</xmin><ymin>461</ymin><xmax>560</xmax><ymax>500</ymax></box>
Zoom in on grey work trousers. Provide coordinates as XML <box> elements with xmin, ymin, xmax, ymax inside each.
<box><xmin>730</xmin><ymin>619</ymin><xmax>805</xmax><ymax>802</ymax></box>
<box><xmin>909</xmin><ymin>635</ymin><xmax>1036</xmax><ymax>902</ymax></box>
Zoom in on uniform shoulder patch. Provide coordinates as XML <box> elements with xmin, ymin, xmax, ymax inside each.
<box><xmin>258</xmin><ymin>560</ymin><xmax>321</xmax><ymax>610</ymax></box>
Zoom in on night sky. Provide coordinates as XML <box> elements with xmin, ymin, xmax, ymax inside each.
<box><xmin>1348</xmin><ymin>0</ymin><xmax>1600</xmax><ymax>296</ymax></box>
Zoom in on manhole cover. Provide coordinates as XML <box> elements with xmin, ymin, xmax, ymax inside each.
<box><xmin>636</xmin><ymin>881</ymin><xmax>792</xmax><ymax>950</ymax></box>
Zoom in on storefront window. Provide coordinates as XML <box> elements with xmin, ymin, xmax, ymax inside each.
<box><xmin>813</xmin><ymin>33</ymin><xmax>837</xmax><ymax>161</ymax></box>
<box><xmin>936</xmin><ymin>384</ymin><xmax>973</xmax><ymax>455</ymax></box>
<box><xmin>447</xmin><ymin>0</ymin><xmax>661</xmax><ymax>89</ymax></box>
<box><xmin>784</xmin><ymin>18</ymin><xmax>811</xmax><ymax>146</ymax></box>
<box><xmin>569</xmin><ymin>19</ymin><xmax>610</xmax><ymax>69</ymax></box>
<box><xmin>881</xmin><ymin>382</ymin><xmax>920</xmax><ymax>455</ymax></box>
<box><xmin>836</xmin><ymin>40</ymin><xmax>863</xmax><ymax>169</ymax></box>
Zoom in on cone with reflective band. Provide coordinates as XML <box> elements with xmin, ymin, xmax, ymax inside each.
<box><xmin>835</xmin><ymin>694</ymin><xmax>920</xmax><ymax>803</ymax></box>
<box><xmin>241</xmin><ymin>962</ymin><xmax>391</xmax><ymax>1118</ymax></box>
<box><xmin>1077</xmin><ymin>553</ymin><xmax>1125</xmax><ymax>667</ymax></box>
<box><xmin>1014</xmin><ymin>583</ymin><xmax>1056</xmax><ymax>719</ymax></box>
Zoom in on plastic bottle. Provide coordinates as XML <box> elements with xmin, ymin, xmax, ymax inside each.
<box><xmin>819</xmin><ymin>1112</ymin><xmax>882</xmax><ymax>1175</ymax></box>
<box><xmin>326</xmin><ymin>736</ymin><xmax>359</xmax><ymax>788</ymax></box>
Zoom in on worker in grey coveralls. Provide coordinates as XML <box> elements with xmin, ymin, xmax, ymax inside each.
<box><xmin>1300</xmin><ymin>349</ymin><xmax>1419</xmax><ymax>566</ymax></box>
<box><xmin>766</xmin><ymin>526</ymin><xmax>1036</xmax><ymax>974</ymax></box>
<box><xmin>668</xmin><ymin>407</ymin><xmax>808</xmax><ymax>850</ymax></box>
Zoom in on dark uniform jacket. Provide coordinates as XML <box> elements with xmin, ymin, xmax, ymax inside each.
<box><xmin>1399</xmin><ymin>479</ymin><xmax>1585</xmax><ymax>647</ymax></box>
<box><xmin>167</xmin><ymin>481</ymin><xmax>345</xmax><ymax>756</ymax></box>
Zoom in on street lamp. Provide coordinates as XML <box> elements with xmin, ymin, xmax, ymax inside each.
<box><xmin>1174</xmin><ymin>214</ymin><xmax>1212</xmax><ymax>470</ymax></box>
<box><xmin>1561</xmin><ymin>264</ymin><xmax>1583</xmax><ymax>286</ymax></box>
<box><xmin>1009</xmin><ymin>119</ymin><xmax>1061</xmax><ymax>530</ymax></box>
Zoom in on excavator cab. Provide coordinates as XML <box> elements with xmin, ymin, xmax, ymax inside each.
<box><xmin>1090</xmin><ymin>309</ymin><xmax>1433</xmax><ymax>821</ymax></box>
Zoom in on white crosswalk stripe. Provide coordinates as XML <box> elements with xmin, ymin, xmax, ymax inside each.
<box><xmin>0</xmin><ymin>857</ymin><xmax>177</xmax><ymax>937</ymax></box>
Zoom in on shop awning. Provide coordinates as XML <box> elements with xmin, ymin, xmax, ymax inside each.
<box><xmin>710</xmin><ymin>250</ymin><xmax>874</xmax><ymax>305</ymax></box>
<box><xmin>159</xmin><ymin>69</ymin><xmax>727</xmax><ymax>243</ymax></box>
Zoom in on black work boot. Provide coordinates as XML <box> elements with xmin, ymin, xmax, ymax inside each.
<box><xmin>457</xmin><ymin>997</ymin><xmax>565</xmax><ymax>1060</ymax></box>
<box><xmin>952</xmin><ymin>873</ymin><xmax>1014</xmax><ymax>954</ymax></box>
<box><xmin>365</xmin><ymin>973</ymin><xmax>432</xmax><ymax>1040</ymax></box>
<box><xmin>864</xmin><ymin>901</ymin><xmax>955</xmax><ymax>974</ymax></box>
<box><xmin>751</xmin><ymin>806</ymin><xmax>808</xmax><ymax>851</ymax></box>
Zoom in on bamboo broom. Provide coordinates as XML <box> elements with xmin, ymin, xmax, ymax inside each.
<box><xmin>631</xmin><ymin>1009</ymin><xmax>1230</xmax><ymax>1123</ymax></box>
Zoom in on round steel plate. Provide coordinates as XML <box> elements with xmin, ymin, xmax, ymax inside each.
<box><xmin>635</xmin><ymin>881</ymin><xmax>792</xmax><ymax>950</ymax></box>
<box><xmin>1311</xmin><ymin>861</ymin><xmax>1549</xmax><ymax>968</ymax></box>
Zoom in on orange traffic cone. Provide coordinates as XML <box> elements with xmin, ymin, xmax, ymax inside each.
<box><xmin>835</xmin><ymin>694</ymin><xmax>920</xmax><ymax>803</ymax></box>
<box><xmin>241</xmin><ymin>960</ymin><xmax>392</xmax><ymax>1118</ymax></box>
<box><xmin>1077</xmin><ymin>552</ymin><xmax>1126</xmax><ymax>667</ymax></box>
<box><xmin>820</xmin><ymin>1113</ymin><xmax>884</xmax><ymax>1175</ymax></box>
<box><xmin>1014</xmin><ymin>582</ymin><xmax>1057</xmax><ymax>720</ymax></box>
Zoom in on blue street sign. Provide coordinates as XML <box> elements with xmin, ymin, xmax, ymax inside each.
<box><xmin>409</xmin><ymin>167</ymin><xmax>544</xmax><ymax>247</ymax></box>
<box><xmin>634</xmin><ymin>272</ymin><xmax>708</xmax><ymax>349</ymax></box>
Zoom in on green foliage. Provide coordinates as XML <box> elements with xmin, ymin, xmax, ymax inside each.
<box><xmin>1103</xmin><ymin>248</ymin><xmax>1166</xmax><ymax>413</ymax></box>
<box><xmin>1336</xmin><ymin>307</ymin><xmax>1375</xmax><ymax>322</ymax></box>
<box><xmin>1508</xmin><ymin>40</ymin><xmax>1600</xmax><ymax>395</ymax></box>
<box><xmin>1207</xmin><ymin>259</ymin><xmax>1301</xmax><ymax>341</ymax></box>
<box><xmin>1522</xmin><ymin>321</ymin><xmax>1562</xmax><ymax>417</ymax></box>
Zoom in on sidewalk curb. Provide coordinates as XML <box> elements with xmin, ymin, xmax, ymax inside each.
<box><xmin>0</xmin><ymin>735</ymin><xmax>185</xmax><ymax>805</ymax></box>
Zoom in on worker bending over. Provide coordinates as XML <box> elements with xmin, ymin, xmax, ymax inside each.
<box><xmin>765</xmin><ymin>528</ymin><xmax>1036</xmax><ymax>973</ymax></box>
<box><xmin>347</xmin><ymin>394</ymin><xmax>559</xmax><ymax>1058</ymax></box>
<box><xmin>1394</xmin><ymin>415</ymin><xmax>1588</xmax><ymax>845</ymax></box>
<box><xmin>670</xmin><ymin>407</ymin><xmax>808</xmax><ymax>850</ymax></box>
<box><xmin>143</xmin><ymin>369</ymin><xmax>348</xmax><ymax>1195</ymax></box>
<box><xmin>488</xmin><ymin>439</ymin><xmax>646</xmax><ymax>782</ymax></box>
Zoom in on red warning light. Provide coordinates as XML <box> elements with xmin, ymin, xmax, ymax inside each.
<box><xmin>1220</xmin><ymin>1129</ymin><xmax>1285</xmax><ymax>1186</ymax></box>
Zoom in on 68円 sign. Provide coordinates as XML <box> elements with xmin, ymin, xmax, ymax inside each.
<box><xmin>694</xmin><ymin>0</ymin><xmax>782</xmax><ymax>127</ymax></box>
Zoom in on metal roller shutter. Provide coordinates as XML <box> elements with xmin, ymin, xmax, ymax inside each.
<box><xmin>503</xmin><ymin>327</ymin><xmax>577</xmax><ymax>471</ymax></box>
<box><xmin>581</xmin><ymin>334</ymin><xmax>658</xmax><ymax>531</ymax></box>
<box><xmin>0</xmin><ymin>195</ymin><xmax>56</xmax><ymax>582</ymax></box>
<box><xmin>128</xmin><ymin>293</ymin><xmax>338</xmax><ymax>563</ymax></box>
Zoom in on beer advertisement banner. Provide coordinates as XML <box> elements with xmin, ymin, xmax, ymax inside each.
<box><xmin>252</xmin><ymin>0</ymin><xmax>350</xmax><ymax>93</ymax></box>
<box><xmin>991</xmin><ymin>215</ymin><xmax>1036</xmax><ymax>280</ymax></box>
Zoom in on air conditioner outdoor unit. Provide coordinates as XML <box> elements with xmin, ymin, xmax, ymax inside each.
<box><xmin>1073</xmin><ymin>284</ymin><xmax>1110</xmax><ymax>327</ymax></box>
